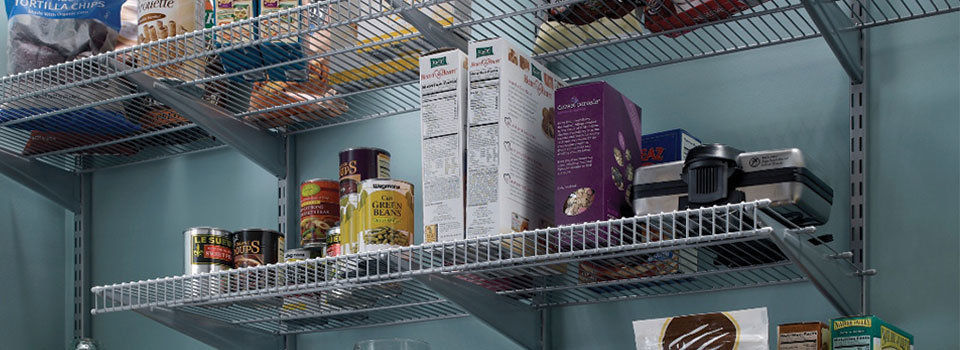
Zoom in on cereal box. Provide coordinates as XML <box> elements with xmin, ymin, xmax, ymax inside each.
<box><xmin>779</xmin><ymin>322</ymin><xmax>830</xmax><ymax>350</ymax></box>
<box><xmin>554</xmin><ymin>81</ymin><xmax>642</xmax><ymax>228</ymax></box>
<box><xmin>465</xmin><ymin>38</ymin><xmax>563</xmax><ymax>238</ymax></box>
<box><xmin>419</xmin><ymin>48</ymin><xmax>468</xmax><ymax>243</ymax></box>
<box><xmin>640</xmin><ymin>128</ymin><xmax>701</xmax><ymax>166</ymax></box>
<box><xmin>831</xmin><ymin>316</ymin><xmax>913</xmax><ymax>350</ymax></box>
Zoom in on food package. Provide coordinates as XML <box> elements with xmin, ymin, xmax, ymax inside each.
<box><xmin>554</xmin><ymin>81</ymin><xmax>642</xmax><ymax>230</ymax></box>
<box><xmin>465</xmin><ymin>38</ymin><xmax>564</xmax><ymax>238</ymax></box>
<box><xmin>633</xmin><ymin>307</ymin><xmax>769</xmax><ymax>349</ymax></box>
<box><xmin>643</xmin><ymin>0</ymin><xmax>766</xmax><ymax>37</ymax></box>
<box><xmin>639</xmin><ymin>128</ymin><xmax>701</xmax><ymax>166</ymax></box>
<box><xmin>326</xmin><ymin>0</ymin><xmax>471</xmax><ymax>87</ymax></box>
<box><xmin>22</xmin><ymin>131</ymin><xmax>139</xmax><ymax>156</ymax></box>
<box><xmin>258</xmin><ymin>0</ymin><xmax>308</xmax><ymax>81</ymax></box>
<box><xmin>419</xmin><ymin>48</ymin><xmax>468</xmax><ymax>243</ymax></box>
<box><xmin>245</xmin><ymin>60</ymin><xmax>348</xmax><ymax>128</ymax></box>
<box><xmin>831</xmin><ymin>316</ymin><xmax>913</xmax><ymax>350</ymax></box>
<box><xmin>138</xmin><ymin>0</ymin><xmax>206</xmax><ymax>80</ymax></box>
<box><xmin>534</xmin><ymin>0</ymin><xmax>644</xmax><ymax>54</ymax></box>
<box><xmin>778</xmin><ymin>322</ymin><xmax>830</xmax><ymax>350</ymax></box>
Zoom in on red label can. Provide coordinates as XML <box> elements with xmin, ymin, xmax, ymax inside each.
<box><xmin>300</xmin><ymin>179</ymin><xmax>339</xmax><ymax>248</ymax></box>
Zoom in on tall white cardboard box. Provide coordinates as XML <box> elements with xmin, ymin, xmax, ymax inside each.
<box><xmin>419</xmin><ymin>48</ymin><xmax>468</xmax><ymax>243</ymax></box>
<box><xmin>466</xmin><ymin>38</ymin><xmax>564</xmax><ymax>238</ymax></box>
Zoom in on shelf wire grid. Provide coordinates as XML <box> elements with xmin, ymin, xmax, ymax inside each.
<box><xmin>0</xmin><ymin>0</ymin><xmax>954</xmax><ymax>172</ymax></box>
<box><xmin>91</xmin><ymin>200</ymin><xmax>841</xmax><ymax>334</ymax></box>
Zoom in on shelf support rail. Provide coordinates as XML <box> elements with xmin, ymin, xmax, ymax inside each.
<box><xmin>802</xmin><ymin>0</ymin><xmax>864</xmax><ymax>83</ymax></box>
<box><xmin>386</xmin><ymin>0</ymin><xmax>468</xmax><ymax>52</ymax></box>
<box><xmin>135</xmin><ymin>306</ymin><xmax>285</xmax><ymax>349</ymax></box>
<box><xmin>761</xmin><ymin>210</ymin><xmax>863</xmax><ymax>316</ymax></box>
<box><xmin>113</xmin><ymin>61</ymin><xmax>287</xmax><ymax>178</ymax></box>
<box><xmin>0</xmin><ymin>148</ymin><xmax>81</xmax><ymax>212</ymax></box>
<box><xmin>413</xmin><ymin>274</ymin><xmax>544</xmax><ymax>350</ymax></box>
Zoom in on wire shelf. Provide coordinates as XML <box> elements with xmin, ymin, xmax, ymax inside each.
<box><xmin>91</xmin><ymin>200</ymin><xmax>851</xmax><ymax>335</ymax></box>
<box><xmin>1</xmin><ymin>0</ymin><xmax>955</xmax><ymax>172</ymax></box>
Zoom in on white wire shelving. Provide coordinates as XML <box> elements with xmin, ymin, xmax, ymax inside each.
<box><xmin>91</xmin><ymin>201</ymin><xmax>864</xmax><ymax>342</ymax></box>
<box><xmin>0</xmin><ymin>0</ymin><xmax>954</xmax><ymax>172</ymax></box>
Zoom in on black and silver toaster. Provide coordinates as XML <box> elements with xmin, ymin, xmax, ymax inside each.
<box><xmin>632</xmin><ymin>144</ymin><xmax>833</xmax><ymax>226</ymax></box>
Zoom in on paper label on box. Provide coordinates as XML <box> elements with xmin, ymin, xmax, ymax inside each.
<box><xmin>466</xmin><ymin>39</ymin><xmax>560</xmax><ymax>238</ymax></box>
<box><xmin>420</xmin><ymin>49</ymin><xmax>468</xmax><ymax>243</ymax></box>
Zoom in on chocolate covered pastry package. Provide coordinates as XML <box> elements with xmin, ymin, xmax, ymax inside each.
<box><xmin>633</xmin><ymin>307</ymin><xmax>769</xmax><ymax>350</ymax></box>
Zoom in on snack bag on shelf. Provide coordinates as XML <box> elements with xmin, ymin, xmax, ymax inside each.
<box><xmin>534</xmin><ymin>0</ymin><xmax>645</xmax><ymax>54</ymax></box>
<box><xmin>2</xmin><ymin>0</ymin><xmax>142</xmax><ymax>141</ymax></box>
<box><xmin>633</xmin><ymin>308</ymin><xmax>769</xmax><ymax>349</ymax></box>
<box><xmin>643</xmin><ymin>0</ymin><xmax>767</xmax><ymax>37</ymax></box>
<box><xmin>246</xmin><ymin>60</ymin><xmax>349</xmax><ymax>128</ymax></box>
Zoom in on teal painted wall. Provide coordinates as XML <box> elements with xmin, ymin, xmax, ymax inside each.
<box><xmin>0</xmin><ymin>9</ymin><xmax>952</xmax><ymax>350</ymax></box>
<box><xmin>0</xmin><ymin>175</ymin><xmax>68</xmax><ymax>349</ymax></box>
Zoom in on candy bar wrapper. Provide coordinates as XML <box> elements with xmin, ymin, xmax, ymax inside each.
<box><xmin>633</xmin><ymin>307</ymin><xmax>769</xmax><ymax>350</ymax></box>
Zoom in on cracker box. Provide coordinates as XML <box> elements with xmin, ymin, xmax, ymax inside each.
<box><xmin>831</xmin><ymin>316</ymin><xmax>913</xmax><ymax>350</ymax></box>
<box><xmin>779</xmin><ymin>322</ymin><xmax>830</xmax><ymax>350</ymax></box>
<box><xmin>465</xmin><ymin>38</ymin><xmax>563</xmax><ymax>238</ymax></box>
<box><xmin>419</xmin><ymin>48</ymin><xmax>468</xmax><ymax>243</ymax></box>
<box><xmin>554</xmin><ymin>81</ymin><xmax>642</xmax><ymax>228</ymax></box>
<box><xmin>640</xmin><ymin>128</ymin><xmax>700</xmax><ymax>166</ymax></box>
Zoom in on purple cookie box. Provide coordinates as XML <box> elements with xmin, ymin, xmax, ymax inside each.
<box><xmin>554</xmin><ymin>82</ymin><xmax>642</xmax><ymax>233</ymax></box>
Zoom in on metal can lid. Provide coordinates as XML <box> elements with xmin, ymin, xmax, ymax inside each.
<box><xmin>302</xmin><ymin>178</ymin><xmax>338</xmax><ymax>184</ymax></box>
<box><xmin>339</xmin><ymin>147</ymin><xmax>390</xmax><ymax>156</ymax></box>
<box><xmin>183</xmin><ymin>227</ymin><xmax>232</xmax><ymax>235</ymax></box>
<box><xmin>233</xmin><ymin>228</ymin><xmax>285</xmax><ymax>237</ymax></box>
<box><xmin>359</xmin><ymin>178</ymin><xmax>415</xmax><ymax>188</ymax></box>
<box><xmin>303</xmin><ymin>242</ymin><xmax>327</xmax><ymax>250</ymax></box>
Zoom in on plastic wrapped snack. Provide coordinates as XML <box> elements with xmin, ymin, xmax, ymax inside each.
<box><xmin>534</xmin><ymin>0</ymin><xmax>644</xmax><ymax>54</ymax></box>
<box><xmin>246</xmin><ymin>60</ymin><xmax>348</xmax><ymax>128</ymax></box>
<box><xmin>633</xmin><ymin>308</ymin><xmax>769</xmax><ymax>349</ymax></box>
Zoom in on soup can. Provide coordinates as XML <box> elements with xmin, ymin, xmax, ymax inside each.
<box><xmin>338</xmin><ymin>147</ymin><xmax>391</xmax><ymax>197</ymax></box>
<box><xmin>339</xmin><ymin>147</ymin><xmax>391</xmax><ymax>254</ymax></box>
<box><xmin>357</xmin><ymin>179</ymin><xmax>415</xmax><ymax>252</ymax></box>
<box><xmin>300</xmin><ymin>179</ymin><xmax>339</xmax><ymax>247</ymax></box>
<box><xmin>183</xmin><ymin>227</ymin><xmax>233</xmax><ymax>274</ymax></box>
<box><xmin>233</xmin><ymin>228</ymin><xmax>285</xmax><ymax>267</ymax></box>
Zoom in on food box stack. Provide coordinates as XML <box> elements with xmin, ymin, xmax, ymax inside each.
<box><xmin>465</xmin><ymin>38</ymin><xmax>564</xmax><ymax>238</ymax></box>
<box><xmin>831</xmin><ymin>316</ymin><xmax>913</xmax><ymax>350</ymax></box>
<box><xmin>419</xmin><ymin>48</ymin><xmax>469</xmax><ymax>243</ymax></box>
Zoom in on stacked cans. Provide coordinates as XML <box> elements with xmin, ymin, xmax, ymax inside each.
<box><xmin>338</xmin><ymin>148</ymin><xmax>390</xmax><ymax>254</ymax></box>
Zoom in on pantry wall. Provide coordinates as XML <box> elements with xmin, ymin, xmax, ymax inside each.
<box><xmin>0</xmin><ymin>9</ymin><xmax>955</xmax><ymax>350</ymax></box>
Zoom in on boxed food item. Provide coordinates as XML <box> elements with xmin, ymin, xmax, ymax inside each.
<box><xmin>779</xmin><ymin>322</ymin><xmax>830</xmax><ymax>350</ymax></box>
<box><xmin>831</xmin><ymin>316</ymin><xmax>913</xmax><ymax>350</ymax></box>
<box><xmin>419</xmin><ymin>48</ymin><xmax>468</xmax><ymax>243</ymax></box>
<box><xmin>465</xmin><ymin>38</ymin><xmax>563</xmax><ymax>238</ymax></box>
<box><xmin>327</xmin><ymin>0</ymin><xmax>471</xmax><ymax>87</ymax></box>
<box><xmin>554</xmin><ymin>81</ymin><xmax>642</xmax><ymax>228</ymax></box>
<box><xmin>640</xmin><ymin>128</ymin><xmax>700</xmax><ymax>166</ymax></box>
<box><xmin>633</xmin><ymin>307</ymin><xmax>769</xmax><ymax>350</ymax></box>
<box><xmin>460</xmin><ymin>40</ymin><xmax>568</xmax><ymax>268</ymax></box>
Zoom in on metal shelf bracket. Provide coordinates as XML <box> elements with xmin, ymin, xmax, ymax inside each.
<box><xmin>802</xmin><ymin>0</ymin><xmax>864</xmax><ymax>83</ymax></box>
<box><xmin>386</xmin><ymin>0</ymin><xmax>468</xmax><ymax>52</ymax></box>
<box><xmin>134</xmin><ymin>307</ymin><xmax>284</xmax><ymax>349</ymax></box>
<box><xmin>115</xmin><ymin>61</ymin><xmax>286</xmax><ymax>178</ymax></box>
<box><xmin>762</xmin><ymin>212</ymin><xmax>863</xmax><ymax>316</ymax></box>
<box><xmin>0</xmin><ymin>148</ymin><xmax>80</xmax><ymax>212</ymax></box>
<box><xmin>414</xmin><ymin>274</ymin><xmax>544</xmax><ymax>350</ymax></box>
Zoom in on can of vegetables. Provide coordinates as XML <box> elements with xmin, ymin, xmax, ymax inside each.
<box><xmin>300</xmin><ymin>179</ymin><xmax>339</xmax><ymax>248</ymax></box>
<box><xmin>357</xmin><ymin>179</ymin><xmax>415</xmax><ymax>252</ymax></box>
